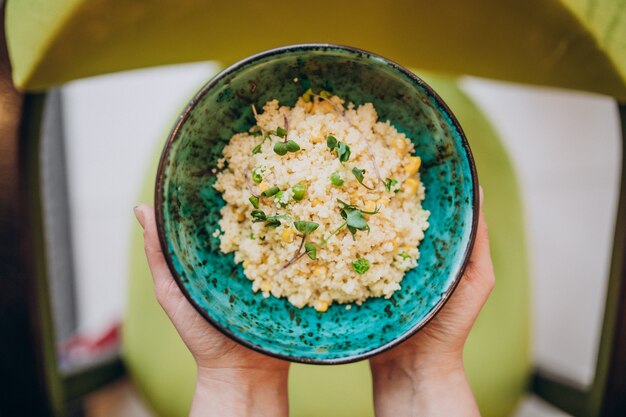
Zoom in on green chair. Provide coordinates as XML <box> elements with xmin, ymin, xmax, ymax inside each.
<box><xmin>3</xmin><ymin>1</ymin><xmax>626</xmax><ymax>416</ymax></box>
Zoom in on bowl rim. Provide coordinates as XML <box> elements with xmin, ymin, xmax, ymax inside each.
<box><xmin>155</xmin><ymin>43</ymin><xmax>479</xmax><ymax>365</ymax></box>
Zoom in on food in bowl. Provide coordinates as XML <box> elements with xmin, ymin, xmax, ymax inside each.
<box><xmin>213</xmin><ymin>91</ymin><xmax>430</xmax><ymax>311</ymax></box>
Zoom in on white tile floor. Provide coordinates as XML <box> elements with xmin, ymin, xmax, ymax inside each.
<box><xmin>62</xmin><ymin>63</ymin><xmax>622</xmax><ymax>416</ymax></box>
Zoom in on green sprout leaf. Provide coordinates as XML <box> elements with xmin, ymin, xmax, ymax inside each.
<box><xmin>330</xmin><ymin>171</ymin><xmax>344</xmax><ymax>187</ymax></box>
<box><xmin>294</xmin><ymin>221</ymin><xmax>320</xmax><ymax>235</ymax></box>
<box><xmin>337</xmin><ymin>141</ymin><xmax>351</xmax><ymax>162</ymax></box>
<box><xmin>344</xmin><ymin>209</ymin><xmax>369</xmax><ymax>231</ymax></box>
<box><xmin>305</xmin><ymin>242</ymin><xmax>317</xmax><ymax>260</ymax></box>
<box><xmin>352</xmin><ymin>167</ymin><xmax>365</xmax><ymax>183</ymax></box>
<box><xmin>352</xmin><ymin>258</ymin><xmax>370</xmax><ymax>274</ymax></box>
<box><xmin>261</xmin><ymin>214</ymin><xmax>290</xmax><ymax>228</ymax></box>
<box><xmin>252</xmin><ymin>144</ymin><xmax>262</xmax><ymax>154</ymax></box>
<box><xmin>385</xmin><ymin>178</ymin><xmax>399</xmax><ymax>193</ymax></box>
<box><xmin>251</xmin><ymin>210</ymin><xmax>267</xmax><ymax>222</ymax></box>
<box><xmin>273</xmin><ymin>141</ymin><xmax>287</xmax><ymax>156</ymax></box>
<box><xmin>276</xmin><ymin>127</ymin><xmax>287</xmax><ymax>138</ymax></box>
<box><xmin>319</xmin><ymin>90</ymin><xmax>333</xmax><ymax>99</ymax></box>
<box><xmin>265</xmin><ymin>219</ymin><xmax>281</xmax><ymax>228</ymax></box>
<box><xmin>352</xmin><ymin>167</ymin><xmax>374</xmax><ymax>190</ymax></box>
<box><xmin>399</xmin><ymin>252</ymin><xmax>411</xmax><ymax>260</ymax></box>
<box><xmin>336</xmin><ymin>199</ymin><xmax>379</xmax><ymax>239</ymax></box>
<box><xmin>286</xmin><ymin>140</ymin><xmax>300</xmax><ymax>152</ymax></box>
<box><xmin>326</xmin><ymin>135</ymin><xmax>338</xmax><ymax>150</ymax></box>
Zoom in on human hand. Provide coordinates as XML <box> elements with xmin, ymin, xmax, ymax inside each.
<box><xmin>134</xmin><ymin>205</ymin><xmax>289</xmax><ymax>417</ymax></box>
<box><xmin>369</xmin><ymin>187</ymin><xmax>493</xmax><ymax>417</ymax></box>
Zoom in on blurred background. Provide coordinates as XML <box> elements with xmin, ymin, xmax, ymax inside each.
<box><xmin>2</xmin><ymin>1</ymin><xmax>625</xmax><ymax>417</ymax></box>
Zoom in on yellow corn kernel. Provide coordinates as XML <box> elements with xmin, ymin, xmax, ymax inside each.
<box><xmin>313</xmin><ymin>266</ymin><xmax>327</xmax><ymax>278</ymax></box>
<box><xmin>281</xmin><ymin>227</ymin><xmax>295</xmax><ymax>243</ymax></box>
<box><xmin>314</xmin><ymin>300</ymin><xmax>329</xmax><ymax>312</ymax></box>
<box><xmin>243</xmin><ymin>260</ymin><xmax>250</xmax><ymax>269</ymax></box>
<box><xmin>258</xmin><ymin>182</ymin><xmax>269</xmax><ymax>193</ymax></box>
<box><xmin>312</xmin><ymin>198</ymin><xmax>323</xmax><ymax>207</ymax></box>
<box><xmin>392</xmin><ymin>138</ymin><xmax>407</xmax><ymax>153</ymax></box>
<box><xmin>304</xmin><ymin>101</ymin><xmax>314</xmax><ymax>113</ymax></box>
<box><xmin>316</xmin><ymin>100</ymin><xmax>334</xmax><ymax>114</ymax></box>
<box><xmin>311</xmin><ymin>134</ymin><xmax>323</xmax><ymax>144</ymax></box>
<box><xmin>404</xmin><ymin>178</ymin><xmax>420</xmax><ymax>194</ymax></box>
<box><xmin>261</xmin><ymin>282</ymin><xmax>272</xmax><ymax>293</ymax></box>
<box><xmin>405</xmin><ymin>156</ymin><xmax>422</xmax><ymax>175</ymax></box>
<box><xmin>237</xmin><ymin>211</ymin><xmax>245</xmax><ymax>222</ymax></box>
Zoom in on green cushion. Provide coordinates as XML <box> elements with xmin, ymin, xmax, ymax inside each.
<box><xmin>6</xmin><ymin>0</ymin><xmax>626</xmax><ymax>99</ymax></box>
<box><xmin>122</xmin><ymin>73</ymin><xmax>530</xmax><ymax>417</ymax></box>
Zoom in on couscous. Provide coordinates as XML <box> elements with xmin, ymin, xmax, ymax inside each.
<box><xmin>213</xmin><ymin>91</ymin><xmax>430</xmax><ymax>311</ymax></box>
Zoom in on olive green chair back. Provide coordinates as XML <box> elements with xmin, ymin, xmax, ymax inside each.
<box><xmin>6</xmin><ymin>0</ymin><xmax>626</xmax><ymax>99</ymax></box>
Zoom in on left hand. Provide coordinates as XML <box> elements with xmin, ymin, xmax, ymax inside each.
<box><xmin>134</xmin><ymin>205</ymin><xmax>289</xmax><ymax>417</ymax></box>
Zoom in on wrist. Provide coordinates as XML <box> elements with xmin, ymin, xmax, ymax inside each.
<box><xmin>370</xmin><ymin>354</ymin><xmax>479</xmax><ymax>417</ymax></box>
<box><xmin>370</xmin><ymin>350</ymin><xmax>463</xmax><ymax>379</ymax></box>
<box><xmin>196</xmin><ymin>364</ymin><xmax>289</xmax><ymax>384</ymax></box>
<box><xmin>191</xmin><ymin>367</ymin><xmax>289</xmax><ymax>417</ymax></box>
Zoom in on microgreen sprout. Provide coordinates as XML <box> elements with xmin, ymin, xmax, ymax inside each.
<box><xmin>352</xmin><ymin>167</ymin><xmax>375</xmax><ymax>190</ymax></box>
<box><xmin>294</xmin><ymin>221</ymin><xmax>320</xmax><ymax>235</ymax></box>
<box><xmin>273</xmin><ymin>137</ymin><xmax>300</xmax><ymax>155</ymax></box>
<box><xmin>251</xmin><ymin>209</ymin><xmax>289</xmax><ymax>228</ymax></box>
<box><xmin>251</xmin><ymin>210</ymin><xmax>266</xmax><ymax>222</ymax></box>
<box><xmin>304</xmin><ymin>242</ymin><xmax>317</xmax><ymax>260</ymax></box>
<box><xmin>337</xmin><ymin>198</ymin><xmax>380</xmax><ymax>238</ymax></box>
<box><xmin>326</xmin><ymin>135</ymin><xmax>351</xmax><ymax>162</ymax></box>
<box><xmin>337</xmin><ymin>142</ymin><xmax>351</xmax><ymax>162</ymax></box>
<box><xmin>352</xmin><ymin>258</ymin><xmax>370</xmax><ymax>275</ymax></box>
<box><xmin>399</xmin><ymin>252</ymin><xmax>411</xmax><ymax>260</ymax></box>
<box><xmin>252</xmin><ymin>143</ymin><xmax>263</xmax><ymax>154</ymax></box>
<box><xmin>330</xmin><ymin>171</ymin><xmax>344</xmax><ymax>187</ymax></box>
<box><xmin>326</xmin><ymin>135</ymin><xmax>337</xmax><ymax>149</ymax></box>
<box><xmin>250</xmin><ymin>106</ymin><xmax>299</xmax><ymax>156</ymax></box>
<box><xmin>279</xmin><ymin>220</ymin><xmax>320</xmax><ymax>271</ymax></box>
<box><xmin>273</xmin><ymin>116</ymin><xmax>300</xmax><ymax>156</ymax></box>
<box><xmin>273</xmin><ymin>141</ymin><xmax>288</xmax><ymax>156</ymax></box>
<box><xmin>385</xmin><ymin>178</ymin><xmax>399</xmax><ymax>193</ymax></box>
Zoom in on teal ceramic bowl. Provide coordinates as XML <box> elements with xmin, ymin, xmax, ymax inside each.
<box><xmin>155</xmin><ymin>44</ymin><xmax>478</xmax><ymax>364</ymax></box>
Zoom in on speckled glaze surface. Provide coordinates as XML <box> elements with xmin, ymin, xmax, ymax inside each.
<box><xmin>155</xmin><ymin>44</ymin><xmax>478</xmax><ymax>364</ymax></box>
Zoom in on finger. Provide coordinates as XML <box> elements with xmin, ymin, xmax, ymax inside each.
<box><xmin>134</xmin><ymin>204</ymin><xmax>174</xmax><ymax>290</ymax></box>
<box><xmin>464</xmin><ymin>188</ymin><xmax>495</xmax><ymax>290</ymax></box>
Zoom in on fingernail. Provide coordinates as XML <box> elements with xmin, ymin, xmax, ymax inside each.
<box><xmin>133</xmin><ymin>206</ymin><xmax>145</xmax><ymax>229</ymax></box>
